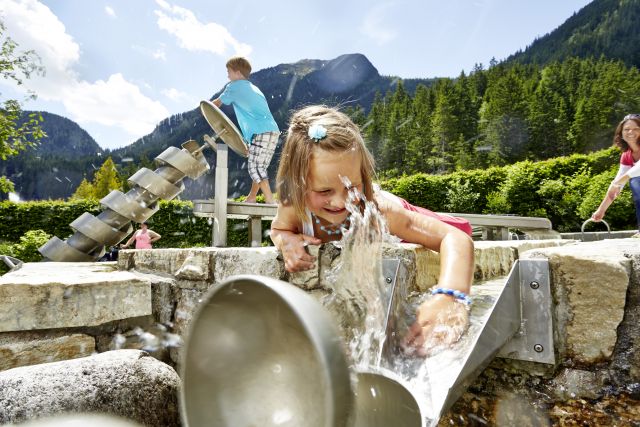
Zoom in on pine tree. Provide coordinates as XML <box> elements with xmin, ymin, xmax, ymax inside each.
<box><xmin>92</xmin><ymin>157</ymin><xmax>122</xmax><ymax>199</ymax></box>
<box><xmin>70</xmin><ymin>178</ymin><xmax>96</xmax><ymax>200</ymax></box>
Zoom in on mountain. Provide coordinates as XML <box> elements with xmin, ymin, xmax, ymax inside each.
<box><xmin>21</xmin><ymin>111</ymin><xmax>103</xmax><ymax>157</ymax></box>
<box><xmin>4</xmin><ymin>53</ymin><xmax>433</xmax><ymax>200</ymax></box>
<box><xmin>506</xmin><ymin>0</ymin><xmax>640</xmax><ymax>69</ymax></box>
<box><xmin>109</xmin><ymin>53</ymin><xmax>435</xmax><ymax>200</ymax></box>
<box><xmin>0</xmin><ymin>112</ymin><xmax>104</xmax><ymax>200</ymax></box>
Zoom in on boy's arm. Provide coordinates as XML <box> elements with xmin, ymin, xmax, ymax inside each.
<box><xmin>212</xmin><ymin>98</ymin><xmax>222</xmax><ymax>107</ymax></box>
<box><xmin>270</xmin><ymin>205</ymin><xmax>321</xmax><ymax>273</ymax></box>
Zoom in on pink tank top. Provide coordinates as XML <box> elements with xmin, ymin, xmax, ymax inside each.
<box><xmin>135</xmin><ymin>231</ymin><xmax>152</xmax><ymax>249</ymax></box>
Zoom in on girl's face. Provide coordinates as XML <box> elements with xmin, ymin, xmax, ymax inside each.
<box><xmin>306</xmin><ymin>147</ymin><xmax>363</xmax><ymax>224</ymax></box>
<box><xmin>623</xmin><ymin>119</ymin><xmax>640</xmax><ymax>147</ymax></box>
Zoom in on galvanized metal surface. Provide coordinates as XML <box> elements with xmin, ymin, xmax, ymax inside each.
<box><xmin>39</xmin><ymin>139</ymin><xmax>210</xmax><ymax>262</ymax></box>
<box><xmin>352</xmin><ymin>369</ymin><xmax>425</xmax><ymax>427</ymax></box>
<box><xmin>200</xmin><ymin>100</ymin><xmax>248</xmax><ymax>157</ymax></box>
<box><xmin>180</xmin><ymin>275</ymin><xmax>353</xmax><ymax>427</ymax></box>
<box><xmin>498</xmin><ymin>259</ymin><xmax>555</xmax><ymax>364</ymax></box>
<box><xmin>581</xmin><ymin>218</ymin><xmax>611</xmax><ymax>241</ymax></box>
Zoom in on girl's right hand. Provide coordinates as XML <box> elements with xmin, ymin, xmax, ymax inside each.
<box><xmin>279</xmin><ymin>233</ymin><xmax>322</xmax><ymax>273</ymax></box>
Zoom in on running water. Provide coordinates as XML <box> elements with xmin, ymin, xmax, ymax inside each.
<box><xmin>320</xmin><ymin>179</ymin><xmax>479</xmax><ymax>425</ymax></box>
<box><xmin>322</xmin><ymin>180</ymin><xmax>393</xmax><ymax>369</ymax></box>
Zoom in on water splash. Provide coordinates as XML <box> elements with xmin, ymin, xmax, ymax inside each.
<box><xmin>323</xmin><ymin>178</ymin><xmax>391</xmax><ymax>370</ymax></box>
<box><xmin>111</xmin><ymin>324</ymin><xmax>183</xmax><ymax>352</ymax></box>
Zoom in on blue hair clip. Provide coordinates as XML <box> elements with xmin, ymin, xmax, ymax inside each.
<box><xmin>308</xmin><ymin>124</ymin><xmax>327</xmax><ymax>142</ymax></box>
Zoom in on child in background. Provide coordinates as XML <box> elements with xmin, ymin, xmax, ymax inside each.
<box><xmin>270</xmin><ymin>105</ymin><xmax>475</xmax><ymax>356</ymax></box>
<box><xmin>121</xmin><ymin>222</ymin><xmax>161</xmax><ymax>249</ymax></box>
<box><xmin>213</xmin><ymin>56</ymin><xmax>280</xmax><ymax>204</ymax></box>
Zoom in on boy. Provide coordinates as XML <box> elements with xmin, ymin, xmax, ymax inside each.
<box><xmin>213</xmin><ymin>56</ymin><xmax>280</xmax><ymax>204</ymax></box>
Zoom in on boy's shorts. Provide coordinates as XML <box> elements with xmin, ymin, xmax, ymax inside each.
<box><xmin>248</xmin><ymin>131</ymin><xmax>279</xmax><ymax>183</ymax></box>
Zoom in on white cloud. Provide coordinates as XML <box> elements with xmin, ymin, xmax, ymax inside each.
<box><xmin>154</xmin><ymin>0</ymin><xmax>252</xmax><ymax>57</ymax></box>
<box><xmin>359</xmin><ymin>3</ymin><xmax>398</xmax><ymax>45</ymax></box>
<box><xmin>105</xmin><ymin>5</ymin><xmax>116</xmax><ymax>18</ymax></box>
<box><xmin>161</xmin><ymin>87</ymin><xmax>188</xmax><ymax>102</ymax></box>
<box><xmin>153</xmin><ymin>47</ymin><xmax>167</xmax><ymax>61</ymax></box>
<box><xmin>65</xmin><ymin>74</ymin><xmax>168</xmax><ymax>136</ymax></box>
<box><xmin>0</xmin><ymin>0</ymin><xmax>169</xmax><ymax>146</ymax></box>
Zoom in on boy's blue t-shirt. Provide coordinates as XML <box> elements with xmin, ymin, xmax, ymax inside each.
<box><xmin>218</xmin><ymin>79</ymin><xmax>279</xmax><ymax>144</ymax></box>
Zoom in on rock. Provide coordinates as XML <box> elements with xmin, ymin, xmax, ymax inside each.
<box><xmin>523</xmin><ymin>242</ymin><xmax>631</xmax><ymax>364</ymax></box>
<box><xmin>0</xmin><ymin>350</ymin><xmax>181</xmax><ymax>426</ymax></box>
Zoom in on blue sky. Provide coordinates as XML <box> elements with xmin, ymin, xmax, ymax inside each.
<box><xmin>0</xmin><ymin>0</ymin><xmax>593</xmax><ymax>151</ymax></box>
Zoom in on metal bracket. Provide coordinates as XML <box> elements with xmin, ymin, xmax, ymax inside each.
<box><xmin>497</xmin><ymin>259</ymin><xmax>555</xmax><ymax>365</ymax></box>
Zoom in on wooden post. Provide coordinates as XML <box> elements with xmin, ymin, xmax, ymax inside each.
<box><xmin>248</xmin><ymin>216</ymin><xmax>262</xmax><ymax>247</ymax></box>
<box><xmin>213</xmin><ymin>142</ymin><xmax>228</xmax><ymax>246</ymax></box>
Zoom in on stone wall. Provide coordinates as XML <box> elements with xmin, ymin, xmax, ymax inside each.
<box><xmin>1</xmin><ymin>237</ymin><xmax>640</xmax><ymax>425</ymax></box>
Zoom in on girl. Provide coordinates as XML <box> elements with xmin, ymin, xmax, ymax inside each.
<box><xmin>270</xmin><ymin>105</ymin><xmax>475</xmax><ymax>356</ymax></box>
<box><xmin>592</xmin><ymin>113</ymin><xmax>640</xmax><ymax>229</ymax></box>
<box><xmin>121</xmin><ymin>222</ymin><xmax>161</xmax><ymax>249</ymax></box>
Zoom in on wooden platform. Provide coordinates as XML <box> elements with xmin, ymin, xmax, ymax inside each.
<box><xmin>193</xmin><ymin>199</ymin><xmax>556</xmax><ymax>246</ymax></box>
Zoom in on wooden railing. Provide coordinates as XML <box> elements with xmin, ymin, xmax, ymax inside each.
<box><xmin>192</xmin><ymin>199</ymin><xmax>555</xmax><ymax>246</ymax></box>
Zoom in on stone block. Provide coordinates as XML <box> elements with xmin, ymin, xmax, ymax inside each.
<box><xmin>0</xmin><ymin>263</ymin><xmax>152</xmax><ymax>332</ymax></box>
<box><xmin>523</xmin><ymin>242</ymin><xmax>631</xmax><ymax>364</ymax></box>
<box><xmin>213</xmin><ymin>246</ymin><xmax>285</xmax><ymax>282</ymax></box>
<box><xmin>0</xmin><ymin>332</ymin><xmax>95</xmax><ymax>371</ymax></box>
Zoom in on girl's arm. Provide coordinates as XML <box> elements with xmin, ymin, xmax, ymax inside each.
<box><xmin>270</xmin><ymin>204</ymin><xmax>322</xmax><ymax>273</ymax></box>
<box><xmin>377</xmin><ymin>195</ymin><xmax>475</xmax><ymax>356</ymax></box>
<box><xmin>121</xmin><ymin>231</ymin><xmax>138</xmax><ymax>248</ymax></box>
<box><xmin>149</xmin><ymin>230</ymin><xmax>162</xmax><ymax>243</ymax></box>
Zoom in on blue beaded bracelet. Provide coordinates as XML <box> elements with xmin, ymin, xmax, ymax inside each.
<box><xmin>431</xmin><ymin>287</ymin><xmax>472</xmax><ymax>305</ymax></box>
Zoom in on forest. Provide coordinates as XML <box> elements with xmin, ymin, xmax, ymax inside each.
<box><xmin>347</xmin><ymin>56</ymin><xmax>640</xmax><ymax>178</ymax></box>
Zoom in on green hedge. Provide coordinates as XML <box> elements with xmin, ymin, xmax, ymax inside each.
<box><xmin>0</xmin><ymin>199</ymin><xmax>271</xmax><ymax>249</ymax></box>
<box><xmin>0</xmin><ymin>148</ymin><xmax>634</xmax><ymax>255</ymax></box>
<box><xmin>380</xmin><ymin>147</ymin><xmax>634</xmax><ymax>232</ymax></box>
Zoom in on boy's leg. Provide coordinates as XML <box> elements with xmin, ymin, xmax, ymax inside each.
<box><xmin>258</xmin><ymin>179</ymin><xmax>275</xmax><ymax>204</ymax></box>
<box><xmin>245</xmin><ymin>181</ymin><xmax>260</xmax><ymax>203</ymax></box>
<box><xmin>246</xmin><ymin>131</ymin><xmax>279</xmax><ymax>203</ymax></box>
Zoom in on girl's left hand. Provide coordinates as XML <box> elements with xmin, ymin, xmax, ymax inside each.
<box><xmin>402</xmin><ymin>295</ymin><xmax>469</xmax><ymax>357</ymax></box>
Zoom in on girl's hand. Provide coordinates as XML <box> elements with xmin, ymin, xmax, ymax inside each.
<box><xmin>279</xmin><ymin>233</ymin><xmax>322</xmax><ymax>273</ymax></box>
<box><xmin>402</xmin><ymin>295</ymin><xmax>469</xmax><ymax>357</ymax></box>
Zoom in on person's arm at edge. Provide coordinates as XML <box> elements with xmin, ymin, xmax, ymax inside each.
<box><xmin>593</xmin><ymin>164</ymin><xmax>630</xmax><ymax>221</ymax></box>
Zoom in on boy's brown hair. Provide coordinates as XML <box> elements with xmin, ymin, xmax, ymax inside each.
<box><xmin>226</xmin><ymin>56</ymin><xmax>252</xmax><ymax>78</ymax></box>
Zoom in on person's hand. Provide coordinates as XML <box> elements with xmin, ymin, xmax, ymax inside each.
<box><xmin>402</xmin><ymin>294</ymin><xmax>469</xmax><ymax>357</ymax></box>
<box><xmin>591</xmin><ymin>208</ymin><xmax>605</xmax><ymax>222</ymax></box>
<box><xmin>278</xmin><ymin>233</ymin><xmax>321</xmax><ymax>272</ymax></box>
<box><xmin>120</xmin><ymin>244</ymin><xmax>128</xmax><ymax>249</ymax></box>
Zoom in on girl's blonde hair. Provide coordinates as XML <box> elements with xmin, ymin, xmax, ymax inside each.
<box><xmin>276</xmin><ymin>105</ymin><xmax>376</xmax><ymax>223</ymax></box>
